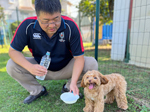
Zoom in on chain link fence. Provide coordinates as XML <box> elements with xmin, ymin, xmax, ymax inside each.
<box><xmin>68</xmin><ymin>0</ymin><xmax>150</xmax><ymax>109</ymax></box>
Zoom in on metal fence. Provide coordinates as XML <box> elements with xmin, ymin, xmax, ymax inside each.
<box><xmin>73</xmin><ymin>0</ymin><xmax>150</xmax><ymax>109</ymax></box>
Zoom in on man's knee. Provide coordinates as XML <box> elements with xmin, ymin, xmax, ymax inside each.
<box><xmin>6</xmin><ymin>59</ymin><xmax>18</xmax><ymax>77</ymax></box>
<box><xmin>84</xmin><ymin>56</ymin><xmax>98</xmax><ymax>71</ymax></box>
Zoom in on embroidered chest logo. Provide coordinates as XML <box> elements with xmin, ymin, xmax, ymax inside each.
<box><xmin>59</xmin><ymin>32</ymin><xmax>65</xmax><ymax>42</ymax></box>
<box><xmin>33</xmin><ymin>33</ymin><xmax>41</xmax><ymax>39</ymax></box>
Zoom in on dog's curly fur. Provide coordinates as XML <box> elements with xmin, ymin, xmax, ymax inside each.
<box><xmin>81</xmin><ymin>70</ymin><xmax>128</xmax><ymax>112</ymax></box>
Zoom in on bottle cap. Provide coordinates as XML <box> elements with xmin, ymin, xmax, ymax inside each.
<box><xmin>46</xmin><ymin>51</ymin><xmax>50</xmax><ymax>55</ymax></box>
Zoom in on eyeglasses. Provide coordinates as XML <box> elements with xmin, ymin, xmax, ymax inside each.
<box><xmin>38</xmin><ymin>18</ymin><xmax>61</xmax><ymax>26</ymax></box>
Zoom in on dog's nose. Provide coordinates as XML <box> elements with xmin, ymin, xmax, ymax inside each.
<box><xmin>89</xmin><ymin>80</ymin><xmax>91</xmax><ymax>83</ymax></box>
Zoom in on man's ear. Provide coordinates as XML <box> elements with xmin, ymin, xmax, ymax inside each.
<box><xmin>80</xmin><ymin>74</ymin><xmax>86</xmax><ymax>88</ymax></box>
<box><xmin>98</xmin><ymin>71</ymin><xmax>108</xmax><ymax>84</ymax></box>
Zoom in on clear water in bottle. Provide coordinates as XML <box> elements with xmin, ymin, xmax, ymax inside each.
<box><xmin>36</xmin><ymin>51</ymin><xmax>51</xmax><ymax>80</ymax></box>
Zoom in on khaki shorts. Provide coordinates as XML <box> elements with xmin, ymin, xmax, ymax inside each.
<box><xmin>6</xmin><ymin>56</ymin><xmax>98</xmax><ymax>95</ymax></box>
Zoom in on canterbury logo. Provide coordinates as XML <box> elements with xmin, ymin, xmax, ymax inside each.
<box><xmin>33</xmin><ymin>33</ymin><xmax>41</xmax><ymax>39</ymax></box>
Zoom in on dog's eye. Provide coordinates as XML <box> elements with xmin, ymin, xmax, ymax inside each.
<box><xmin>94</xmin><ymin>77</ymin><xmax>97</xmax><ymax>79</ymax></box>
<box><xmin>87</xmin><ymin>77</ymin><xmax>89</xmax><ymax>79</ymax></box>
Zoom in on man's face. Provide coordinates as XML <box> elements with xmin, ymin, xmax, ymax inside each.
<box><xmin>37</xmin><ymin>11</ymin><xmax>61</xmax><ymax>37</ymax></box>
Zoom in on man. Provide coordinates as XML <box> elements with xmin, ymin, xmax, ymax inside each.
<box><xmin>6</xmin><ymin>0</ymin><xmax>98</xmax><ymax>104</ymax></box>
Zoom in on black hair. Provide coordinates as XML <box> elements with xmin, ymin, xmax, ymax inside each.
<box><xmin>35</xmin><ymin>0</ymin><xmax>61</xmax><ymax>16</ymax></box>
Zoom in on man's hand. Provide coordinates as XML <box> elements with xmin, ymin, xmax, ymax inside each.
<box><xmin>69</xmin><ymin>83</ymin><xmax>79</xmax><ymax>96</ymax></box>
<box><xmin>9</xmin><ymin>47</ymin><xmax>47</xmax><ymax>76</ymax></box>
<box><xmin>28</xmin><ymin>64</ymin><xmax>47</xmax><ymax>76</ymax></box>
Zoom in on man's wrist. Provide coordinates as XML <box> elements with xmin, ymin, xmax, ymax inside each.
<box><xmin>25</xmin><ymin>63</ymin><xmax>33</xmax><ymax>72</ymax></box>
<box><xmin>71</xmin><ymin>80</ymin><xmax>77</xmax><ymax>85</ymax></box>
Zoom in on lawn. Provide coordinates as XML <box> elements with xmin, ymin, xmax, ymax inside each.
<box><xmin>0</xmin><ymin>45</ymin><xmax>150</xmax><ymax>112</ymax></box>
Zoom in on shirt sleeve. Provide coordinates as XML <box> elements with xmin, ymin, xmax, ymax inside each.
<box><xmin>10</xmin><ymin>20</ymin><xmax>28</xmax><ymax>52</ymax></box>
<box><xmin>70</xmin><ymin>22</ymin><xmax>84</xmax><ymax>56</ymax></box>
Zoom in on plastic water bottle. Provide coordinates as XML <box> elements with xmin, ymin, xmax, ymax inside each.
<box><xmin>36</xmin><ymin>51</ymin><xmax>51</xmax><ymax>80</ymax></box>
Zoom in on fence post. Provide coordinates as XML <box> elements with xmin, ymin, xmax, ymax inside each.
<box><xmin>95</xmin><ymin>0</ymin><xmax>100</xmax><ymax>61</ymax></box>
<box><xmin>16</xmin><ymin>7</ymin><xmax>19</xmax><ymax>26</ymax></box>
<box><xmin>124</xmin><ymin>0</ymin><xmax>133</xmax><ymax>63</ymax></box>
<box><xmin>1</xmin><ymin>20</ymin><xmax>7</xmax><ymax>45</ymax></box>
<box><xmin>90</xmin><ymin>17</ymin><xmax>93</xmax><ymax>42</ymax></box>
<box><xmin>0</xmin><ymin>30</ymin><xmax>3</xmax><ymax>48</ymax></box>
<box><xmin>79</xmin><ymin>6</ymin><xmax>81</xmax><ymax>32</ymax></box>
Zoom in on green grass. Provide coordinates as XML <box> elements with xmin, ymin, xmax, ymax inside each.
<box><xmin>83</xmin><ymin>42</ymin><xmax>92</xmax><ymax>47</ymax></box>
<box><xmin>0</xmin><ymin>45</ymin><xmax>150</xmax><ymax>112</ymax></box>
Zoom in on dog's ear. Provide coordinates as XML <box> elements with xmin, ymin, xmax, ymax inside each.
<box><xmin>81</xmin><ymin>74</ymin><xmax>86</xmax><ymax>88</ymax></box>
<box><xmin>98</xmin><ymin>72</ymin><xmax>108</xmax><ymax>84</ymax></box>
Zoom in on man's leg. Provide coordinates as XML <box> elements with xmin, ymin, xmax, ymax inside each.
<box><xmin>6</xmin><ymin>57</ymin><xmax>48</xmax><ymax>104</ymax></box>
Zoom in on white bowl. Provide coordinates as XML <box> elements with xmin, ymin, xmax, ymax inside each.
<box><xmin>60</xmin><ymin>92</ymin><xmax>79</xmax><ymax>104</ymax></box>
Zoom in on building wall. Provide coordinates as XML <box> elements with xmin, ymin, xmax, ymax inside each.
<box><xmin>61</xmin><ymin>0</ymin><xmax>72</xmax><ymax>17</ymax></box>
<box><xmin>129</xmin><ymin>0</ymin><xmax>150</xmax><ymax>68</ymax></box>
<box><xmin>0</xmin><ymin>0</ymin><xmax>35</xmax><ymax>22</ymax></box>
<box><xmin>0</xmin><ymin>0</ymin><xmax>18</xmax><ymax>20</ymax></box>
<box><xmin>19</xmin><ymin>0</ymin><xmax>32</xmax><ymax>7</ymax></box>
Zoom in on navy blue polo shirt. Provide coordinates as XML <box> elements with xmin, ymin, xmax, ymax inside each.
<box><xmin>11</xmin><ymin>16</ymin><xmax>84</xmax><ymax>71</ymax></box>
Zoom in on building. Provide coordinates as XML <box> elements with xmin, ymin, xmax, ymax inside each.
<box><xmin>61</xmin><ymin>0</ymin><xmax>73</xmax><ymax>17</ymax></box>
<box><xmin>0</xmin><ymin>0</ymin><xmax>35</xmax><ymax>22</ymax></box>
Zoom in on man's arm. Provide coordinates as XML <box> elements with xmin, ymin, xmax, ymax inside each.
<box><xmin>69</xmin><ymin>55</ymin><xmax>84</xmax><ymax>95</ymax></box>
<box><xmin>8</xmin><ymin>47</ymin><xmax>47</xmax><ymax>76</ymax></box>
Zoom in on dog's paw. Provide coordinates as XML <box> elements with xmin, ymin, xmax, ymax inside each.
<box><xmin>119</xmin><ymin>105</ymin><xmax>128</xmax><ymax>110</ymax></box>
<box><xmin>83</xmin><ymin>107</ymin><xmax>93</xmax><ymax>112</ymax></box>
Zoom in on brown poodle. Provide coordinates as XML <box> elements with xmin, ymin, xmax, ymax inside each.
<box><xmin>81</xmin><ymin>70</ymin><xmax>128</xmax><ymax>112</ymax></box>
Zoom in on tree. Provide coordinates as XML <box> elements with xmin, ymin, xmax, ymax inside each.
<box><xmin>0</xmin><ymin>5</ymin><xmax>5</xmax><ymax>22</ymax></box>
<box><xmin>10</xmin><ymin>21</ymin><xmax>21</xmax><ymax>36</ymax></box>
<box><xmin>77</xmin><ymin>0</ymin><xmax>114</xmax><ymax>24</ymax></box>
<box><xmin>32</xmin><ymin>0</ymin><xmax>35</xmax><ymax>4</ymax></box>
